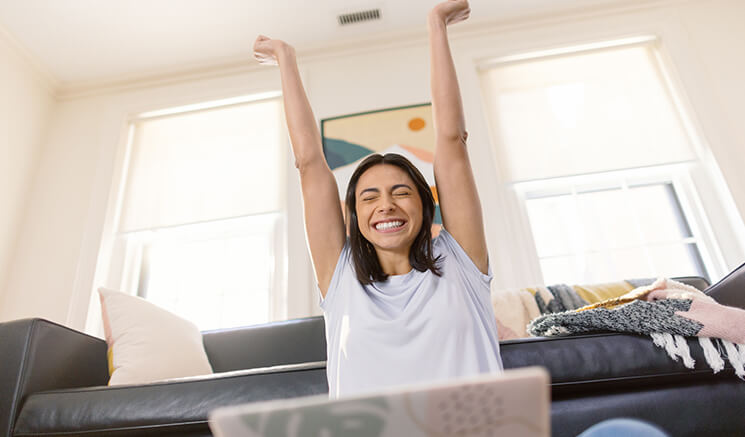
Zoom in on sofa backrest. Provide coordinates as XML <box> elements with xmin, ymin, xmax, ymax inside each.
<box><xmin>703</xmin><ymin>262</ymin><xmax>745</xmax><ymax>309</ymax></box>
<box><xmin>672</xmin><ymin>276</ymin><xmax>710</xmax><ymax>292</ymax></box>
<box><xmin>199</xmin><ymin>275</ymin><xmax>721</xmax><ymax>371</ymax></box>
<box><xmin>201</xmin><ymin>316</ymin><xmax>326</xmax><ymax>373</ymax></box>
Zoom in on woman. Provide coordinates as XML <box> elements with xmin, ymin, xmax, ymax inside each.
<box><xmin>253</xmin><ymin>0</ymin><xmax>503</xmax><ymax>399</ymax></box>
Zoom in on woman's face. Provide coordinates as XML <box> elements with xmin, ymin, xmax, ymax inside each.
<box><xmin>355</xmin><ymin>164</ymin><xmax>423</xmax><ymax>255</ymax></box>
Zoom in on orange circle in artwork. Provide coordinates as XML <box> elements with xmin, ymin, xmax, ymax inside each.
<box><xmin>408</xmin><ymin>117</ymin><xmax>426</xmax><ymax>131</ymax></box>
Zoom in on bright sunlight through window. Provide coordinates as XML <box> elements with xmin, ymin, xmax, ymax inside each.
<box><xmin>523</xmin><ymin>177</ymin><xmax>708</xmax><ymax>284</ymax></box>
<box><xmin>115</xmin><ymin>95</ymin><xmax>285</xmax><ymax>331</ymax></box>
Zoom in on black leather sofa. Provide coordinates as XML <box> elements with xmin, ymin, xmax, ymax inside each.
<box><xmin>3</xmin><ymin>265</ymin><xmax>744</xmax><ymax>437</ymax></box>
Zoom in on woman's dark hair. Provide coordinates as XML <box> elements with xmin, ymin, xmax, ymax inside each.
<box><xmin>345</xmin><ymin>153</ymin><xmax>441</xmax><ymax>284</ymax></box>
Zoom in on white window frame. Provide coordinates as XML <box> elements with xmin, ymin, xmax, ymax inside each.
<box><xmin>513</xmin><ymin>163</ymin><xmax>729</xmax><ymax>284</ymax></box>
<box><xmin>118</xmin><ymin>212</ymin><xmax>286</xmax><ymax>324</ymax></box>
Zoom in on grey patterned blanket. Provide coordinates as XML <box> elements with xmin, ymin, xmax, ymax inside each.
<box><xmin>527</xmin><ymin>278</ymin><xmax>745</xmax><ymax>379</ymax></box>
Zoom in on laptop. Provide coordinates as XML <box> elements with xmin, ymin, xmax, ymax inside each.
<box><xmin>209</xmin><ymin>366</ymin><xmax>550</xmax><ymax>437</ymax></box>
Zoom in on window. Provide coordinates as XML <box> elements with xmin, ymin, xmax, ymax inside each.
<box><xmin>519</xmin><ymin>169</ymin><xmax>710</xmax><ymax>284</ymax></box>
<box><xmin>113</xmin><ymin>94</ymin><xmax>286</xmax><ymax>330</ymax></box>
<box><xmin>480</xmin><ymin>38</ymin><xmax>725</xmax><ymax>285</ymax></box>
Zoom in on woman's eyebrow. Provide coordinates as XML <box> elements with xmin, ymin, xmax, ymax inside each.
<box><xmin>359</xmin><ymin>187</ymin><xmax>380</xmax><ymax>196</ymax></box>
<box><xmin>359</xmin><ymin>184</ymin><xmax>412</xmax><ymax>196</ymax></box>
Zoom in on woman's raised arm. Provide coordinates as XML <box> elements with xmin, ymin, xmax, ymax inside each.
<box><xmin>254</xmin><ymin>36</ymin><xmax>345</xmax><ymax>296</ymax></box>
<box><xmin>428</xmin><ymin>1</ymin><xmax>489</xmax><ymax>274</ymax></box>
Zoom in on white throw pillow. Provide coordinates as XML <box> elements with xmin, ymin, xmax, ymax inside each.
<box><xmin>98</xmin><ymin>287</ymin><xmax>214</xmax><ymax>385</ymax></box>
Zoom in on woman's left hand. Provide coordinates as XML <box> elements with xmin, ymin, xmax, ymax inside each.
<box><xmin>429</xmin><ymin>0</ymin><xmax>471</xmax><ymax>26</ymax></box>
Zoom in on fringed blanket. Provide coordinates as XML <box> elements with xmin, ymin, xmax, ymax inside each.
<box><xmin>527</xmin><ymin>278</ymin><xmax>745</xmax><ymax>379</ymax></box>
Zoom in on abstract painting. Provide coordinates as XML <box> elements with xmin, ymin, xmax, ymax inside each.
<box><xmin>321</xmin><ymin>103</ymin><xmax>441</xmax><ymax>231</ymax></box>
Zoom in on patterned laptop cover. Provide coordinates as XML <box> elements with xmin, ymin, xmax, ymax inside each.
<box><xmin>209</xmin><ymin>366</ymin><xmax>550</xmax><ymax>437</ymax></box>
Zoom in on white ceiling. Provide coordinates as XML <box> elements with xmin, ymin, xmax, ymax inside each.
<box><xmin>0</xmin><ymin>0</ymin><xmax>642</xmax><ymax>86</ymax></box>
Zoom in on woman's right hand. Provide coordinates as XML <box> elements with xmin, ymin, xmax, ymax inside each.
<box><xmin>253</xmin><ymin>35</ymin><xmax>294</xmax><ymax>66</ymax></box>
<box><xmin>429</xmin><ymin>0</ymin><xmax>470</xmax><ymax>27</ymax></box>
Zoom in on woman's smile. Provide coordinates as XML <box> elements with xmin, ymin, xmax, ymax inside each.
<box><xmin>373</xmin><ymin>219</ymin><xmax>408</xmax><ymax>233</ymax></box>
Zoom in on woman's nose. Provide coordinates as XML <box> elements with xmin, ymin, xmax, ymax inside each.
<box><xmin>377</xmin><ymin>197</ymin><xmax>395</xmax><ymax>213</ymax></box>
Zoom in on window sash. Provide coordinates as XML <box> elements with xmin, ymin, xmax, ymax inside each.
<box><xmin>517</xmin><ymin>168</ymin><xmax>712</xmax><ymax>285</ymax></box>
<box><xmin>121</xmin><ymin>213</ymin><xmax>282</xmax><ymax>331</ymax></box>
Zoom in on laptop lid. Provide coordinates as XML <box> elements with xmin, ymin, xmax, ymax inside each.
<box><xmin>209</xmin><ymin>366</ymin><xmax>550</xmax><ymax>437</ymax></box>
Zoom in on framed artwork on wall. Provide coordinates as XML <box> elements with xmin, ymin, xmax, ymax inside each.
<box><xmin>321</xmin><ymin>103</ymin><xmax>442</xmax><ymax>233</ymax></box>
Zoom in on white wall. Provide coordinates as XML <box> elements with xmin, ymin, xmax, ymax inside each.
<box><xmin>2</xmin><ymin>0</ymin><xmax>744</xmax><ymax>331</ymax></box>
<box><xmin>0</xmin><ymin>30</ymin><xmax>54</xmax><ymax>314</ymax></box>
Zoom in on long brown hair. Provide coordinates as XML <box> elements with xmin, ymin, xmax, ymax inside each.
<box><xmin>345</xmin><ymin>153</ymin><xmax>441</xmax><ymax>284</ymax></box>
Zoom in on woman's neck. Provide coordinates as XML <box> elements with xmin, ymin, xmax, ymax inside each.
<box><xmin>376</xmin><ymin>248</ymin><xmax>413</xmax><ymax>276</ymax></box>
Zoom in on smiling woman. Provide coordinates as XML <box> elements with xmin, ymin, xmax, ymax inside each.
<box><xmin>253</xmin><ymin>0</ymin><xmax>504</xmax><ymax>399</ymax></box>
<box><xmin>345</xmin><ymin>154</ymin><xmax>438</xmax><ymax>284</ymax></box>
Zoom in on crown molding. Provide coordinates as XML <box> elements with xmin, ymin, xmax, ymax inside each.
<box><xmin>56</xmin><ymin>58</ymin><xmax>269</xmax><ymax>101</ymax></box>
<box><xmin>0</xmin><ymin>21</ymin><xmax>59</xmax><ymax>97</ymax></box>
<box><xmin>56</xmin><ymin>0</ymin><xmax>690</xmax><ymax>101</ymax></box>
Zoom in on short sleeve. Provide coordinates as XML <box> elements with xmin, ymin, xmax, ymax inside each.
<box><xmin>434</xmin><ymin>228</ymin><xmax>493</xmax><ymax>285</ymax></box>
<box><xmin>319</xmin><ymin>240</ymin><xmax>352</xmax><ymax>310</ymax></box>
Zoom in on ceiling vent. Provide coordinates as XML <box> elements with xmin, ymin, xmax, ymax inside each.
<box><xmin>337</xmin><ymin>8</ymin><xmax>381</xmax><ymax>26</ymax></box>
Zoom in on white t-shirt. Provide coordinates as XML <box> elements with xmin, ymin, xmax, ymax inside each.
<box><xmin>320</xmin><ymin>228</ymin><xmax>504</xmax><ymax>399</ymax></box>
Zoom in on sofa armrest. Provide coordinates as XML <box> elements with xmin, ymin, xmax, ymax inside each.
<box><xmin>0</xmin><ymin>318</ymin><xmax>109</xmax><ymax>437</ymax></box>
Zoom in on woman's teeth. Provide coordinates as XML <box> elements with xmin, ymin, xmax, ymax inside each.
<box><xmin>375</xmin><ymin>220</ymin><xmax>404</xmax><ymax>230</ymax></box>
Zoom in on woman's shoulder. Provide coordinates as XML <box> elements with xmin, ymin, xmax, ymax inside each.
<box><xmin>433</xmin><ymin>227</ymin><xmax>492</xmax><ymax>283</ymax></box>
<box><xmin>432</xmin><ymin>227</ymin><xmax>456</xmax><ymax>254</ymax></box>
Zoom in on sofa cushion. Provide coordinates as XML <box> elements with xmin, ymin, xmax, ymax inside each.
<box><xmin>13</xmin><ymin>362</ymin><xmax>327</xmax><ymax>437</ymax></box>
